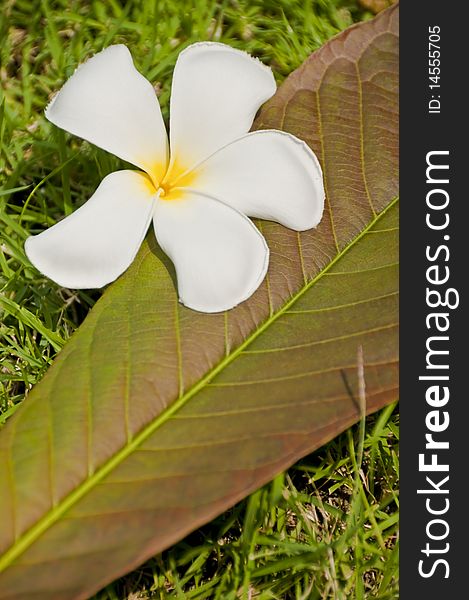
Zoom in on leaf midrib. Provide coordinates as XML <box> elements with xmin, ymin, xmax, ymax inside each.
<box><xmin>0</xmin><ymin>195</ymin><xmax>399</xmax><ymax>572</ymax></box>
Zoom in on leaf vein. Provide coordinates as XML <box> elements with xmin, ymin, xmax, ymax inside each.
<box><xmin>325</xmin><ymin>261</ymin><xmax>398</xmax><ymax>276</ymax></box>
<box><xmin>153</xmin><ymin>384</ymin><xmax>400</xmax><ymax>420</ymax></box>
<box><xmin>209</xmin><ymin>357</ymin><xmax>398</xmax><ymax>387</ymax></box>
<box><xmin>282</xmin><ymin>290</ymin><xmax>398</xmax><ymax>316</ymax></box>
<box><xmin>297</xmin><ymin>232</ymin><xmax>307</xmax><ymax>285</ymax></box>
<box><xmin>316</xmin><ymin>88</ymin><xmax>340</xmax><ymax>253</ymax></box>
<box><xmin>174</xmin><ymin>297</ymin><xmax>184</xmax><ymax>398</ymax></box>
<box><xmin>355</xmin><ymin>61</ymin><xmax>377</xmax><ymax>217</ymax></box>
<box><xmin>241</xmin><ymin>322</ymin><xmax>397</xmax><ymax>355</ymax></box>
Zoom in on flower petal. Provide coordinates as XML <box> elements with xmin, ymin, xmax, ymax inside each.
<box><xmin>25</xmin><ymin>171</ymin><xmax>156</xmax><ymax>289</ymax></box>
<box><xmin>45</xmin><ymin>45</ymin><xmax>168</xmax><ymax>182</ymax></box>
<box><xmin>153</xmin><ymin>192</ymin><xmax>269</xmax><ymax>313</ymax></box>
<box><xmin>190</xmin><ymin>130</ymin><xmax>325</xmax><ymax>231</ymax></box>
<box><xmin>168</xmin><ymin>42</ymin><xmax>276</xmax><ymax>173</ymax></box>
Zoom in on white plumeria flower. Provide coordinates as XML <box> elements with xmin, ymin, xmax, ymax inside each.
<box><xmin>25</xmin><ymin>43</ymin><xmax>324</xmax><ymax>313</ymax></box>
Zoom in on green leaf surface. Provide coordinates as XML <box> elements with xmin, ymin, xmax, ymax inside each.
<box><xmin>0</xmin><ymin>5</ymin><xmax>398</xmax><ymax>599</ymax></box>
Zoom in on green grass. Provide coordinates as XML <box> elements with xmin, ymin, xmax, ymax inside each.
<box><xmin>0</xmin><ymin>0</ymin><xmax>398</xmax><ymax>598</ymax></box>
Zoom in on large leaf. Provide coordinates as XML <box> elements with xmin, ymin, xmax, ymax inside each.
<box><xmin>0</xmin><ymin>5</ymin><xmax>398</xmax><ymax>599</ymax></box>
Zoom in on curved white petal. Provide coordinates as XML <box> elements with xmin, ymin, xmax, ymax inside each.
<box><xmin>153</xmin><ymin>192</ymin><xmax>269</xmax><ymax>313</ymax></box>
<box><xmin>46</xmin><ymin>45</ymin><xmax>168</xmax><ymax>182</ymax></box>
<box><xmin>168</xmin><ymin>42</ymin><xmax>276</xmax><ymax>173</ymax></box>
<box><xmin>25</xmin><ymin>171</ymin><xmax>156</xmax><ymax>289</ymax></box>
<box><xmin>190</xmin><ymin>130</ymin><xmax>325</xmax><ymax>231</ymax></box>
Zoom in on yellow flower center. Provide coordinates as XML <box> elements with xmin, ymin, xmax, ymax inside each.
<box><xmin>145</xmin><ymin>158</ymin><xmax>198</xmax><ymax>201</ymax></box>
<box><xmin>158</xmin><ymin>181</ymin><xmax>171</xmax><ymax>197</ymax></box>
